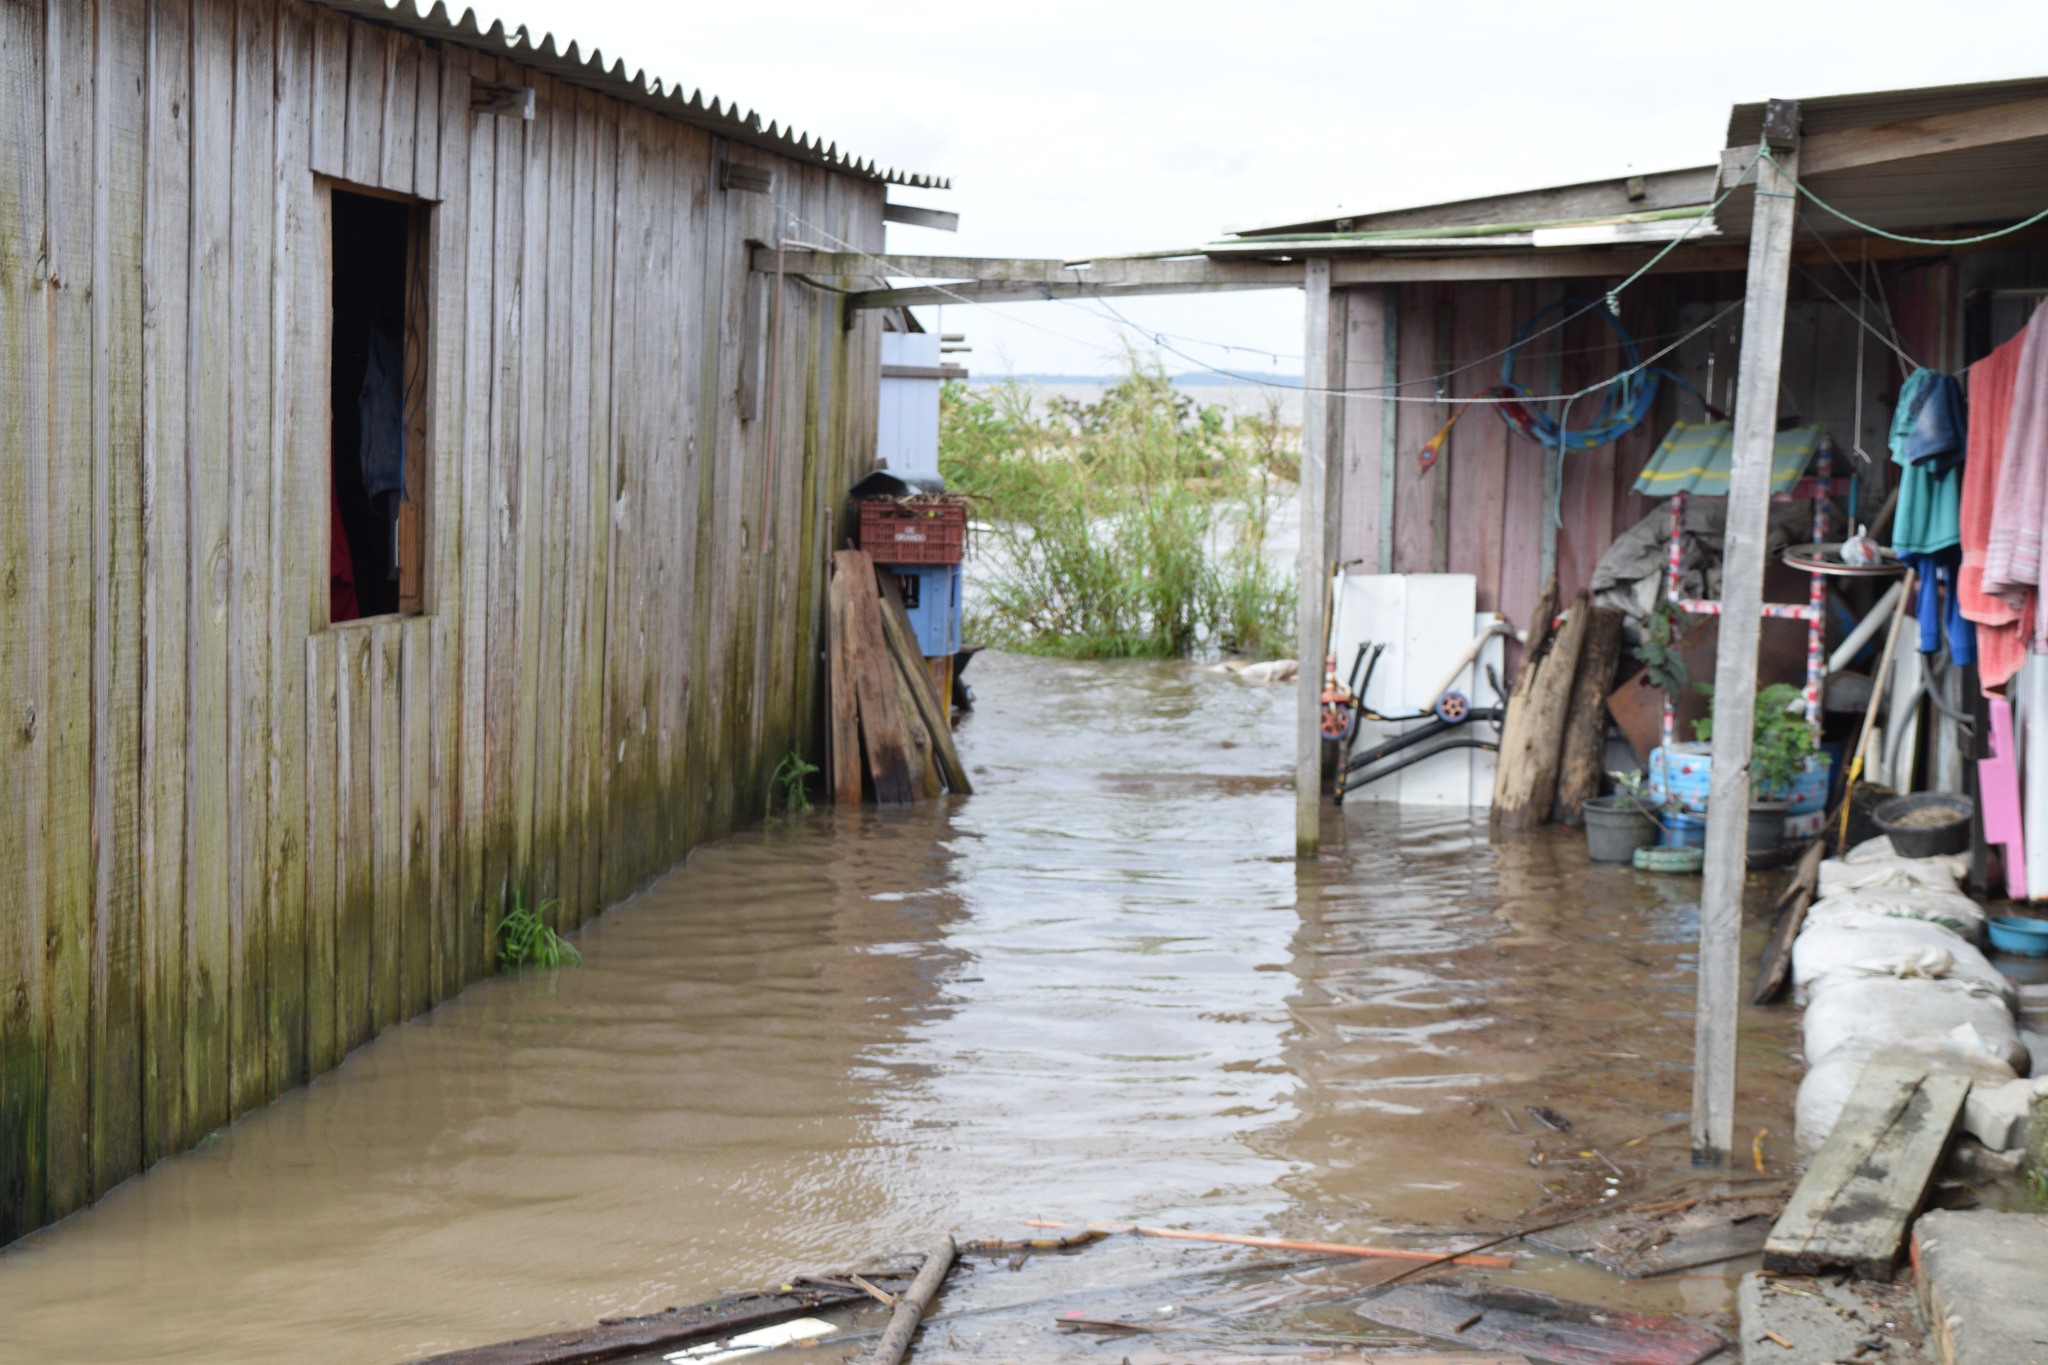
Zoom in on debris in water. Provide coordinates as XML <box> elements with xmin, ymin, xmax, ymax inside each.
<box><xmin>1526</xmin><ymin>1105</ymin><xmax>1574</xmax><ymax>1132</ymax></box>
<box><xmin>1020</xmin><ymin>1218</ymin><xmax>1514</xmax><ymax>1266</ymax></box>
<box><xmin>1358</xmin><ymin>1281</ymin><xmax>1726</xmax><ymax>1365</ymax></box>
<box><xmin>666</xmin><ymin>1317</ymin><xmax>838</xmax><ymax>1364</ymax></box>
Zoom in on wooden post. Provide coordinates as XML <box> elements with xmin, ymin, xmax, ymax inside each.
<box><xmin>1552</xmin><ymin>605</ymin><xmax>1624</xmax><ymax>826</ymax></box>
<box><xmin>1694</xmin><ymin>101</ymin><xmax>1801</xmax><ymax>1166</ymax></box>
<box><xmin>1296</xmin><ymin>258</ymin><xmax>1333</xmax><ymax>857</ymax></box>
<box><xmin>1378</xmin><ymin>284</ymin><xmax>1398</xmax><ymax>574</ymax></box>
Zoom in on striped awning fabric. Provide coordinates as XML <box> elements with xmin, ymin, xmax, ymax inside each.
<box><xmin>1631</xmin><ymin>421</ymin><xmax>1823</xmax><ymax>497</ymax></box>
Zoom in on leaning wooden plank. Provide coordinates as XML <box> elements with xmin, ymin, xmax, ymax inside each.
<box><xmin>827</xmin><ymin>562</ymin><xmax>863</xmax><ymax>805</ymax></box>
<box><xmin>404</xmin><ymin>1282</ymin><xmax>882</xmax><ymax>1365</ymax></box>
<box><xmin>875</xmin><ymin>570</ymin><xmax>972</xmax><ymax>795</ymax></box>
<box><xmin>1753</xmin><ymin>839</ymin><xmax>1824</xmax><ymax>1006</ymax></box>
<box><xmin>1359</xmin><ymin>1282</ymin><xmax>1724</xmax><ymax>1365</ymax></box>
<box><xmin>1493</xmin><ymin>587</ymin><xmax>1589</xmax><ymax>831</ymax></box>
<box><xmin>1763</xmin><ymin>1064</ymin><xmax>1969</xmax><ymax>1280</ymax></box>
<box><xmin>835</xmin><ymin>551</ymin><xmax>914</xmax><ymax>804</ymax></box>
<box><xmin>861</xmin><ymin>1235</ymin><xmax>956</xmax><ymax>1365</ymax></box>
<box><xmin>887</xmin><ymin>636</ymin><xmax>942</xmax><ymax>802</ymax></box>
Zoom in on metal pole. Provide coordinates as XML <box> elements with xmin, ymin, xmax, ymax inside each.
<box><xmin>1694</xmin><ymin>102</ymin><xmax>1801</xmax><ymax>1165</ymax></box>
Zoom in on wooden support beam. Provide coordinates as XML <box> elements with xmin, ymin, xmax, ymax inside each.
<box><xmin>1720</xmin><ymin>93</ymin><xmax>2048</xmax><ymax>188</ymax></box>
<box><xmin>1695</xmin><ymin>104</ymin><xmax>1801</xmax><ymax>1167</ymax></box>
<box><xmin>883</xmin><ymin>202</ymin><xmax>959</xmax><ymax>232</ymax></box>
<box><xmin>1296</xmin><ymin>259</ymin><xmax>1335</xmax><ymax>857</ymax></box>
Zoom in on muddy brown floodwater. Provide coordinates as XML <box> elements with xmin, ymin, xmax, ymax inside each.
<box><xmin>0</xmin><ymin>651</ymin><xmax>1799</xmax><ymax>1364</ymax></box>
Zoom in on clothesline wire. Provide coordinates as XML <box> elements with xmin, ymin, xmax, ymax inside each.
<box><xmin>1761</xmin><ymin>146</ymin><xmax>2048</xmax><ymax>247</ymax></box>
<box><xmin>1794</xmin><ymin>209</ymin><xmax>1922</xmax><ymax>375</ymax></box>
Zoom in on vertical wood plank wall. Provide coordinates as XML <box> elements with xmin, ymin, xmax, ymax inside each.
<box><xmin>0</xmin><ymin>0</ymin><xmax>883</xmax><ymax>1240</ymax></box>
<box><xmin>1335</xmin><ymin>277</ymin><xmax>1687</xmax><ymax>637</ymax></box>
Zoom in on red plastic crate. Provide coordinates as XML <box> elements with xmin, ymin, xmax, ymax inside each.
<box><xmin>858</xmin><ymin>498</ymin><xmax>967</xmax><ymax>565</ymax></box>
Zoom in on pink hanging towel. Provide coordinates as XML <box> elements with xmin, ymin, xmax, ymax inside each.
<box><xmin>1960</xmin><ymin>327</ymin><xmax>2034</xmax><ymax>691</ymax></box>
<box><xmin>1980</xmin><ymin>696</ymin><xmax>2027</xmax><ymax>900</ymax></box>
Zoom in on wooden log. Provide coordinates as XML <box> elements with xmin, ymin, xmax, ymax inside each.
<box><xmin>833</xmin><ymin>550</ymin><xmax>912</xmax><ymax>804</ymax></box>
<box><xmin>1552</xmin><ymin>605</ymin><xmax>1624</xmax><ymax>826</ymax></box>
<box><xmin>876</xmin><ymin>570</ymin><xmax>971</xmax><ymax>795</ymax></box>
<box><xmin>1753</xmin><ymin>839</ymin><xmax>1824</xmax><ymax>1005</ymax></box>
<box><xmin>1493</xmin><ymin>587</ymin><xmax>1589</xmax><ymax>831</ymax></box>
<box><xmin>860</xmin><ymin>1235</ymin><xmax>956</xmax><ymax>1365</ymax></box>
<box><xmin>1488</xmin><ymin>573</ymin><xmax>1560</xmax><ymax>818</ymax></box>
<box><xmin>1763</xmin><ymin>1064</ymin><xmax>1968</xmax><ymax>1279</ymax></box>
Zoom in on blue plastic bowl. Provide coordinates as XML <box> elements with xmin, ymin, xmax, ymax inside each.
<box><xmin>1987</xmin><ymin>917</ymin><xmax>2048</xmax><ymax>957</ymax></box>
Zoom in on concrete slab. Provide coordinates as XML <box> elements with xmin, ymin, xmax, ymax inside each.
<box><xmin>1913</xmin><ymin>1209</ymin><xmax>2048</xmax><ymax>1365</ymax></box>
<box><xmin>1738</xmin><ymin>1272</ymin><xmax>1932</xmax><ymax>1365</ymax></box>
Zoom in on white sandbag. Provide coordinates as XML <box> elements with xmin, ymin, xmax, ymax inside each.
<box><xmin>1839</xmin><ymin>835</ymin><xmax>1969</xmax><ymax>881</ymax></box>
<box><xmin>1817</xmin><ymin>857</ymin><xmax>1963</xmax><ymax>897</ymax></box>
<box><xmin>1792</xmin><ymin>919</ymin><xmax>2015</xmax><ymax>1008</ymax></box>
<box><xmin>1795</xmin><ymin>1040</ymin><xmax>2017</xmax><ymax>1152</ymax></box>
<box><xmin>1801</xmin><ymin>975</ymin><xmax>2028</xmax><ymax>1073</ymax></box>
<box><xmin>1802</xmin><ymin>888</ymin><xmax>1986</xmax><ymax>942</ymax></box>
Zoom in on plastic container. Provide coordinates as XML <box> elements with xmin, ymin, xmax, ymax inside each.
<box><xmin>883</xmin><ymin>563</ymin><xmax>963</xmax><ymax>657</ymax></box>
<box><xmin>1987</xmin><ymin>917</ymin><xmax>2048</xmax><ymax>957</ymax></box>
<box><xmin>1582</xmin><ymin>796</ymin><xmax>1656</xmax><ymax>863</ymax></box>
<box><xmin>1650</xmin><ymin>745</ymin><xmax>1833</xmax><ymax>839</ymax></box>
<box><xmin>860</xmin><ymin>498</ymin><xmax>967</xmax><ymax>565</ymax></box>
<box><xmin>1748</xmin><ymin>801</ymin><xmax>1789</xmax><ymax>857</ymax></box>
<box><xmin>1872</xmin><ymin>792</ymin><xmax>1974</xmax><ymax>859</ymax></box>
<box><xmin>1659</xmin><ymin>811</ymin><xmax>1707</xmax><ymax>849</ymax></box>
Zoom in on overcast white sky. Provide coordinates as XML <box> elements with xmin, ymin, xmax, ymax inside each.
<box><xmin>476</xmin><ymin>0</ymin><xmax>2048</xmax><ymax>378</ymax></box>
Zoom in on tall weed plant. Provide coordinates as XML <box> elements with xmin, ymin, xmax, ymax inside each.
<box><xmin>940</xmin><ymin>356</ymin><xmax>1296</xmax><ymax>660</ymax></box>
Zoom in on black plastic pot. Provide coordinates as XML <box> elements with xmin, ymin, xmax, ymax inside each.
<box><xmin>1873</xmin><ymin>792</ymin><xmax>1974</xmax><ymax>859</ymax></box>
<box><xmin>1747</xmin><ymin>801</ymin><xmax>1788</xmax><ymax>858</ymax></box>
<box><xmin>1583</xmin><ymin>795</ymin><xmax>1657</xmax><ymax>863</ymax></box>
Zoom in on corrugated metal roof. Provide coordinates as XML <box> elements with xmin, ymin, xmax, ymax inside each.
<box><xmin>1221</xmin><ymin>73</ymin><xmax>2048</xmax><ymax>255</ymax></box>
<box><xmin>309</xmin><ymin>0</ymin><xmax>949</xmax><ymax>188</ymax></box>
<box><xmin>1228</xmin><ymin>165</ymin><xmax>1715</xmax><ymax>240</ymax></box>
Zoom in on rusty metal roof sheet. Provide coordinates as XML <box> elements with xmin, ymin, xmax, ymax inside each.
<box><xmin>309</xmin><ymin>0</ymin><xmax>950</xmax><ymax>188</ymax></box>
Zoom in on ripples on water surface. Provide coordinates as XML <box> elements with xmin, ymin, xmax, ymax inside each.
<box><xmin>0</xmin><ymin>651</ymin><xmax>1796</xmax><ymax>1362</ymax></box>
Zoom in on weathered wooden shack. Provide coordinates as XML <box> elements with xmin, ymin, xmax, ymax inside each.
<box><xmin>0</xmin><ymin>0</ymin><xmax>942</xmax><ymax>1239</ymax></box>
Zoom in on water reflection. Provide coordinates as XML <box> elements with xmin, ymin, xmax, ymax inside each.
<box><xmin>0</xmin><ymin>651</ymin><xmax>1795</xmax><ymax>1363</ymax></box>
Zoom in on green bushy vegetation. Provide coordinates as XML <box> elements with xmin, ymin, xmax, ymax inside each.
<box><xmin>939</xmin><ymin>357</ymin><xmax>1296</xmax><ymax>660</ymax></box>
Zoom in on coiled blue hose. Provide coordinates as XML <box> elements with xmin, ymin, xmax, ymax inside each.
<box><xmin>1491</xmin><ymin>298</ymin><xmax>1660</xmax><ymax>451</ymax></box>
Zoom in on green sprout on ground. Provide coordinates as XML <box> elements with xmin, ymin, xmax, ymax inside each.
<box><xmin>774</xmin><ymin>748</ymin><xmax>819</xmax><ymax>817</ymax></box>
<box><xmin>2026</xmin><ymin>1166</ymin><xmax>2048</xmax><ymax>1213</ymax></box>
<box><xmin>496</xmin><ymin>893</ymin><xmax>581</xmax><ymax>971</ymax></box>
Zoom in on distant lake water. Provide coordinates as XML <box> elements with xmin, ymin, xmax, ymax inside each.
<box><xmin>966</xmin><ymin>375</ymin><xmax>1304</xmax><ymax>426</ymax></box>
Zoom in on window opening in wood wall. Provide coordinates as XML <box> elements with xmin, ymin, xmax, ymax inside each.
<box><xmin>330</xmin><ymin>188</ymin><xmax>429</xmax><ymax>623</ymax></box>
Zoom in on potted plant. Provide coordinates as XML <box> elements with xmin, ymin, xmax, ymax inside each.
<box><xmin>1694</xmin><ymin>682</ymin><xmax>1816</xmax><ymax>857</ymax></box>
<box><xmin>1583</xmin><ymin>769</ymin><xmax>1662</xmax><ymax>863</ymax></box>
